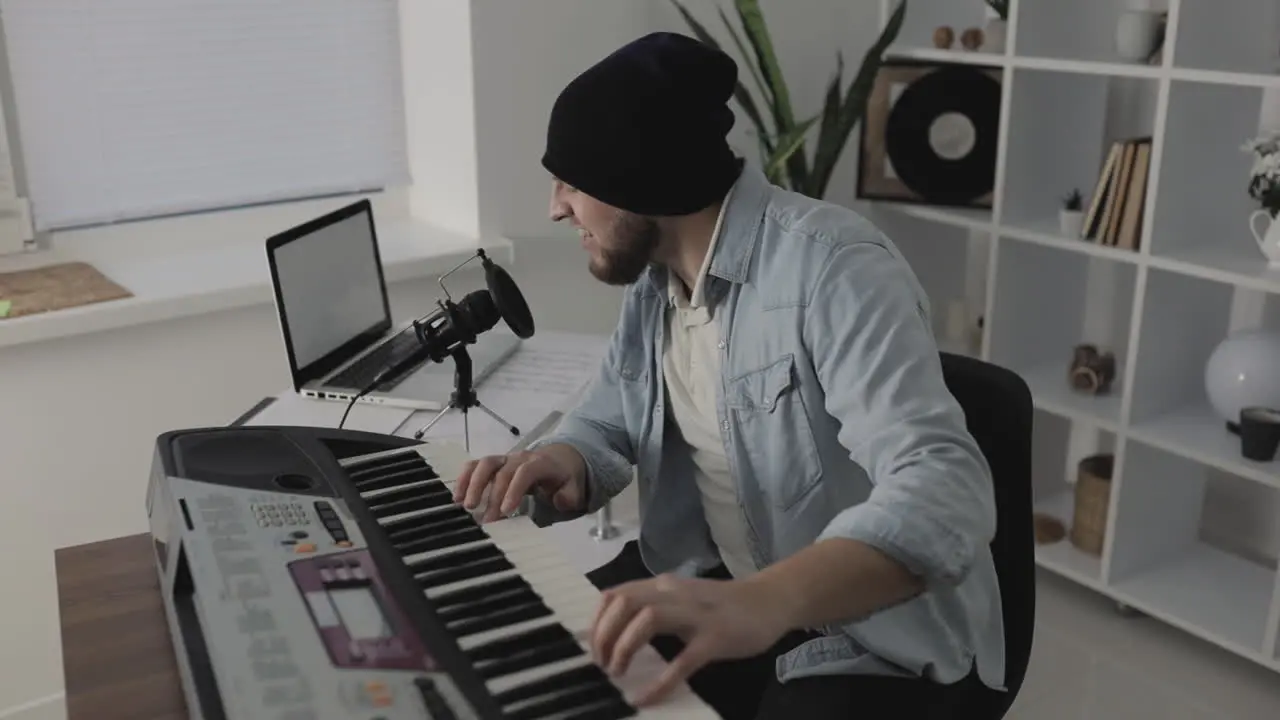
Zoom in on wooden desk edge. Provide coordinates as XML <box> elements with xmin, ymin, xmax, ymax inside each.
<box><xmin>56</xmin><ymin>533</ymin><xmax>188</xmax><ymax>719</ymax></box>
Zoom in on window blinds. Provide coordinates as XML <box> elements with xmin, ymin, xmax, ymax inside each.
<box><xmin>0</xmin><ymin>0</ymin><xmax>411</xmax><ymax>231</ymax></box>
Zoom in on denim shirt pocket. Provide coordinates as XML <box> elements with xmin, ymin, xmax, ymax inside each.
<box><xmin>725</xmin><ymin>353</ymin><xmax>823</xmax><ymax>510</ymax></box>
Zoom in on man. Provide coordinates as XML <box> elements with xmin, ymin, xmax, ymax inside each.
<box><xmin>452</xmin><ymin>32</ymin><xmax>1005</xmax><ymax>719</ymax></box>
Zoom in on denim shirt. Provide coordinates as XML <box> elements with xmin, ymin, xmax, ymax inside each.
<box><xmin>529</xmin><ymin>163</ymin><xmax>1006</xmax><ymax>690</ymax></box>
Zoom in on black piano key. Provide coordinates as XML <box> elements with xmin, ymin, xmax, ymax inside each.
<box><xmin>432</xmin><ymin>575</ymin><xmax>532</xmax><ymax>610</ymax></box>
<box><xmin>419</xmin><ymin>556</ymin><xmax>514</xmax><ymax>590</ymax></box>
<box><xmin>393</xmin><ymin>515</ymin><xmax>477</xmax><ymax>552</ymax></box>
<box><xmin>493</xmin><ymin>664</ymin><xmax>610</xmax><ymax>707</ymax></box>
<box><xmin>475</xmin><ymin>638</ymin><xmax>585</xmax><ymax>680</ymax></box>
<box><xmin>347</xmin><ymin>453</ymin><xmax>421</xmax><ymax>476</ymax></box>
<box><xmin>383</xmin><ymin>504</ymin><xmax>472</xmax><ymax>537</ymax></box>
<box><xmin>559</xmin><ymin>700</ymin><xmax>638</xmax><ymax>720</ymax></box>
<box><xmin>438</xmin><ymin>586</ymin><xmax>542</xmax><ymax>623</ymax></box>
<box><xmin>389</xmin><ymin>526</ymin><xmax>487</xmax><ymax>557</ymax></box>
<box><xmin>351</xmin><ymin>461</ymin><xmax>438</xmax><ymax>492</ymax></box>
<box><xmin>396</xmin><ymin>521</ymin><xmax>486</xmax><ymax>557</ymax></box>
<box><xmin>507</xmin><ymin>684</ymin><xmax>630</xmax><ymax>720</ymax></box>
<box><xmin>406</xmin><ymin>543</ymin><xmax>502</xmax><ymax>575</ymax></box>
<box><xmin>367</xmin><ymin>487</ymin><xmax>454</xmax><ymax>519</ymax></box>
<box><xmin>466</xmin><ymin>624</ymin><xmax>573</xmax><ymax>663</ymax></box>
<box><xmin>447</xmin><ymin>600</ymin><xmax>553</xmax><ymax>637</ymax></box>
<box><xmin>364</xmin><ymin>479</ymin><xmax>448</xmax><ymax>509</ymax></box>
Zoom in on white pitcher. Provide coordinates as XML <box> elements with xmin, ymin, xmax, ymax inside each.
<box><xmin>1248</xmin><ymin>210</ymin><xmax>1280</xmax><ymax>267</ymax></box>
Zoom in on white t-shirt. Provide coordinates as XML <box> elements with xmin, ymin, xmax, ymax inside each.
<box><xmin>661</xmin><ymin>189</ymin><xmax>757</xmax><ymax>579</ymax></box>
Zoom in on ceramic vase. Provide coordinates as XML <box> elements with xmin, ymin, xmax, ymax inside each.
<box><xmin>1247</xmin><ymin>210</ymin><xmax>1280</xmax><ymax>268</ymax></box>
<box><xmin>1115</xmin><ymin>10</ymin><xmax>1160</xmax><ymax>61</ymax></box>
<box><xmin>1059</xmin><ymin>209</ymin><xmax>1085</xmax><ymax>238</ymax></box>
<box><xmin>983</xmin><ymin>18</ymin><xmax>1006</xmax><ymax>53</ymax></box>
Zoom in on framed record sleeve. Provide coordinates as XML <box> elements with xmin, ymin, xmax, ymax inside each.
<box><xmin>857</xmin><ymin>60</ymin><xmax>1003</xmax><ymax>209</ymax></box>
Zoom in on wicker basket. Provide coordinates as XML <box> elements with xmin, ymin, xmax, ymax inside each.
<box><xmin>1070</xmin><ymin>454</ymin><xmax>1114</xmax><ymax>556</ymax></box>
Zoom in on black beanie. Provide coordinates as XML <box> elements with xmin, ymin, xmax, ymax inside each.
<box><xmin>542</xmin><ymin>32</ymin><xmax>742</xmax><ymax>216</ymax></box>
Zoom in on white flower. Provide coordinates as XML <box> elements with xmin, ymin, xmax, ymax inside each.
<box><xmin>1244</xmin><ymin>132</ymin><xmax>1280</xmax><ymax>158</ymax></box>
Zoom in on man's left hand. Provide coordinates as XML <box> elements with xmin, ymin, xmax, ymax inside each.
<box><xmin>590</xmin><ymin>573</ymin><xmax>793</xmax><ymax>707</ymax></box>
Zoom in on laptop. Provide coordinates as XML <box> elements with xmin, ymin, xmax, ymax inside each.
<box><xmin>265</xmin><ymin>199</ymin><xmax>521</xmax><ymax>411</ymax></box>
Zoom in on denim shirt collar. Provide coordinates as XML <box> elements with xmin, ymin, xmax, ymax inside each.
<box><xmin>643</xmin><ymin>160</ymin><xmax>772</xmax><ymax>299</ymax></box>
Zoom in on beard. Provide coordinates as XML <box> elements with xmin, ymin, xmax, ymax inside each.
<box><xmin>588</xmin><ymin>211</ymin><xmax>660</xmax><ymax>286</ymax></box>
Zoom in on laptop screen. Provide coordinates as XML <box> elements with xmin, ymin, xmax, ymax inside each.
<box><xmin>270</xmin><ymin>204</ymin><xmax>390</xmax><ymax>374</ymax></box>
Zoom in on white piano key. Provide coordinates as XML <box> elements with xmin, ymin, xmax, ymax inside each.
<box><xmin>350</xmin><ymin>442</ymin><xmax>719</xmax><ymax>719</ymax></box>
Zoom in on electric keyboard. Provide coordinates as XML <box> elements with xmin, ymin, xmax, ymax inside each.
<box><xmin>145</xmin><ymin>424</ymin><xmax>719</xmax><ymax>720</ymax></box>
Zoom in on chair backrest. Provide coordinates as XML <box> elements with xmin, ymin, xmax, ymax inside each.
<box><xmin>939</xmin><ymin>351</ymin><xmax>1035</xmax><ymax>714</ymax></box>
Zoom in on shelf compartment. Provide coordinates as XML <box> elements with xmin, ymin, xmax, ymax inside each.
<box><xmin>870</xmin><ymin>206</ymin><xmax>988</xmax><ymax>357</ymax></box>
<box><xmin>1000</xmin><ymin>216</ymin><xmax>1144</xmax><ymax>265</ymax></box>
<box><xmin>885</xmin><ymin>46</ymin><xmax>1008</xmax><ymax>68</ymax></box>
<box><xmin>1128</xmin><ymin>268</ymin><xmax>1280</xmax><ymax>483</ymax></box>
<box><xmin>1029</xmin><ymin>410</ymin><xmax>1112</xmax><ymax>586</ymax></box>
<box><xmin>884</xmin><ymin>0</ymin><xmax>1005</xmax><ymax>59</ymax></box>
<box><xmin>1108</xmin><ymin>441</ymin><xmax>1280</xmax><ymax>656</ymax></box>
<box><xmin>1000</xmin><ymin>67</ymin><xmax>1158</xmax><ymax>250</ymax></box>
<box><xmin>1129</xmin><ymin>405</ymin><xmax>1280</xmax><ymax>492</ymax></box>
<box><xmin>874</xmin><ymin>202</ymin><xmax>993</xmax><ymax>234</ymax></box>
<box><xmin>1013</xmin><ymin>0</ymin><xmax>1169</xmax><ymax>67</ymax></box>
<box><xmin>987</xmin><ymin>239</ymin><xmax>1135</xmax><ymax>426</ymax></box>
<box><xmin>1148</xmin><ymin>80</ymin><xmax>1280</xmax><ymax>280</ymax></box>
<box><xmin>1171</xmin><ymin>0</ymin><xmax>1280</xmax><ymax>76</ymax></box>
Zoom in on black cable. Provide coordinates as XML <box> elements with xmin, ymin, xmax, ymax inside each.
<box><xmin>338</xmin><ymin>373</ymin><xmax>391</xmax><ymax>430</ymax></box>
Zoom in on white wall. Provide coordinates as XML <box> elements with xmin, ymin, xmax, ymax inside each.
<box><xmin>0</xmin><ymin>1</ymin><xmax>883</xmax><ymax>716</ymax></box>
<box><xmin>470</xmin><ymin>0</ymin><xmax>882</xmax><ymax>240</ymax></box>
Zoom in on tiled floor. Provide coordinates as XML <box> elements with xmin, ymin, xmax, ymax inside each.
<box><xmin>549</xmin><ymin>485</ymin><xmax>1280</xmax><ymax>719</ymax></box>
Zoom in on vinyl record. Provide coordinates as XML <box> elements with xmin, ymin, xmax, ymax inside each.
<box><xmin>884</xmin><ymin>65</ymin><xmax>1001</xmax><ymax>206</ymax></box>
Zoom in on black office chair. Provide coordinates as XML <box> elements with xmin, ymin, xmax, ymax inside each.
<box><xmin>938</xmin><ymin>351</ymin><xmax>1035</xmax><ymax>719</ymax></box>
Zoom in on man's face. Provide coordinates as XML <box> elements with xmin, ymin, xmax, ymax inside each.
<box><xmin>549</xmin><ymin>179</ymin><xmax>659</xmax><ymax>286</ymax></box>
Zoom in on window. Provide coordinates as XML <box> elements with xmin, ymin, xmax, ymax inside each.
<box><xmin>0</xmin><ymin>0</ymin><xmax>410</xmax><ymax>232</ymax></box>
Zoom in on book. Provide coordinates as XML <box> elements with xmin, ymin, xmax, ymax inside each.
<box><xmin>1081</xmin><ymin>136</ymin><xmax>1152</xmax><ymax>250</ymax></box>
<box><xmin>1116</xmin><ymin>141</ymin><xmax>1152</xmax><ymax>250</ymax></box>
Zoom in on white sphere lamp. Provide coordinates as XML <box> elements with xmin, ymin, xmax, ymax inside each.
<box><xmin>1204</xmin><ymin>330</ymin><xmax>1280</xmax><ymax>432</ymax></box>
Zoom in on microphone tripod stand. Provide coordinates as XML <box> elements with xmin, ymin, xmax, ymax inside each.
<box><xmin>413</xmin><ymin>345</ymin><xmax>519</xmax><ymax>453</ymax></box>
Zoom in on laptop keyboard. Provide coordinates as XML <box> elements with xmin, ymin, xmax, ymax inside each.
<box><xmin>328</xmin><ymin>329</ymin><xmax>423</xmax><ymax>391</ymax></box>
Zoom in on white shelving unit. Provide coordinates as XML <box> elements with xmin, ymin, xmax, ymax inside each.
<box><xmin>870</xmin><ymin>0</ymin><xmax>1280</xmax><ymax>673</ymax></box>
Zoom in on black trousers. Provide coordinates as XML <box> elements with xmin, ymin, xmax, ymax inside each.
<box><xmin>585</xmin><ymin>541</ymin><xmax>989</xmax><ymax>720</ymax></box>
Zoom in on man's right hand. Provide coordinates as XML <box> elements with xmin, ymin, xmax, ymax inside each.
<box><xmin>452</xmin><ymin>445</ymin><xmax>587</xmax><ymax>523</ymax></box>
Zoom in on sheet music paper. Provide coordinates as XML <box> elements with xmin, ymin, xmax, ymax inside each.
<box><xmin>478</xmin><ymin>331</ymin><xmax>610</xmax><ymax>398</ymax></box>
<box><xmin>404</xmin><ymin>331</ymin><xmax>610</xmax><ymax>457</ymax></box>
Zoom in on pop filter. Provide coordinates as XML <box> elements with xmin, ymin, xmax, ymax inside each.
<box><xmin>480</xmin><ymin>250</ymin><xmax>535</xmax><ymax>339</ymax></box>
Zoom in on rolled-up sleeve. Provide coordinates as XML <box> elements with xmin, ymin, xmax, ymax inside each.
<box><xmin>526</xmin><ymin>304</ymin><xmax>638</xmax><ymax>523</ymax></box>
<box><xmin>804</xmin><ymin>238</ymin><xmax>996</xmax><ymax>587</ymax></box>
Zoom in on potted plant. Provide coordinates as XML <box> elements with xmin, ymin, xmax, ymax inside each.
<box><xmin>983</xmin><ymin>0</ymin><xmax>1009</xmax><ymax>53</ymax></box>
<box><xmin>668</xmin><ymin>0</ymin><xmax>906</xmax><ymax>200</ymax></box>
<box><xmin>1242</xmin><ymin>131</ymin><xmax>1280</xmax><ymax>267</ymax></box>
<box><xmin>1059</xmin><ymin>188</ymin><xmax>1085</xmax><ymax>238</ymax></box>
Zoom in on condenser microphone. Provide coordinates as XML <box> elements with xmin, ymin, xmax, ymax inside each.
<box><xmin>340</xmin><ymin>250</ymin><xmax>535</xmax><ymax>430</ymax></box>
<box><xmin>366</xmin><ymin>250</ymin><xmax>535</xmax><ymax>390</ymax></box>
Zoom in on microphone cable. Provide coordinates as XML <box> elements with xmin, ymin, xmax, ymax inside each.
<box><xmin>337</xmin><ymin>311</ymin><xmax>437</xmax><ymax>430</ymax></box>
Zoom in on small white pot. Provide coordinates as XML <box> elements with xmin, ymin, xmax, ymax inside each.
<box><xmin>1060</xmin><ymin>209</ymin><xmax>1085</xmax><ymax>238</ymax></box>
<box><xmin>1115</xmin><ymin>10</ymin><xmax>1161</xmax><ymax>61</ymax></box>
<box><xmin>983</xmin><ymin>18</ymin><xmax>1007</xmax><ymax>54</ymax></box>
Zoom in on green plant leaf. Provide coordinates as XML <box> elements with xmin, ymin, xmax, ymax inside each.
<box><xmin>717</xmin><ymin>6</ymin><xmax>771</xmax><ymax>115</ymax></box>
<box><xmin>734</xmin><ymin>0</ymin><xmax>808</xmax><ymax>190</ymax></box>
<box><xmin>807</xmin><ymin>0</ymin><xmax>907</xmax><ymax>199</ymax></box>
<box><xmin>766</xmin><ymin>114</ymin><xmax>820</xmax><ymax>181</ymax></box>
<box><xmin>668</xmin><ymin>0</ymin><xmax>773</xmax><ymax>155</ymax></box>
<box><xmin>809</xmin><ymin>52</ymin><xmax>846</xmax><ymax>198</ymax></box>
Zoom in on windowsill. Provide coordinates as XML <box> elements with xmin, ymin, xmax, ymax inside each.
<box><xmin>0</xmin><ymin>192</ymin><xmax>512</xmax><ymax>350</ymax></box>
